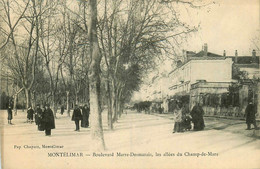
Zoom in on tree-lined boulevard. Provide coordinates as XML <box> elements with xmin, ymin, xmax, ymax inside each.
<box><xmin>1</xmin><ymin>1</ymin><xmax>260</xmax><ymax>168</ymax></box>
<box><xmin>1</xmin><ymin>110</ymin><xmax>260</xmax><ymax>169</ymax></box>
<box><xmin>1</xmin><ymin>0</ymin><xmax>207</xmax><ymax>150</ymax></box>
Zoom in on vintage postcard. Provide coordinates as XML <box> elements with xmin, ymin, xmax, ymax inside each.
<box><xmin>0</xmin><ymin>0</ymin><xmax>259</xmax><ymax>168</ymax></box>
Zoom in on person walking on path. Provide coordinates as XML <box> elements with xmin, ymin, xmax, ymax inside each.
<box><xmin>72</xmin><ymin>104</ymin><xmax>82</xmax><ymax>131</ymax></box>
<box><xmin>42</xmin><ymin>104</ymin><xmax>55</xmax><ymax>136</ymax></box>
<box><xmin>245</xmin><ymin>101</ymin><xmax>258</xmax><ymax>130</ymax></box>
<box><xmin>35</xmin><ymin>104</ymin><xmax>43</xmax><ymax>130</ymax></box>
<box><xmin>173</xmin><ymin>101</ymin><xmax>183</xmax><ymax>133</ymax></box>
<box><xmin>7</xmin><ymin>105</ymin><xmax>13</xmax><ymax>124</ymax></box>
<box><xmin>27</xmin><ymin>106</ymin><xmax>34</xmax><ymax>123</ymax></box>
<box><xmin>81</xmin><ymin>104</ymin><xmax>90</xmax><ymax>128</ymax></box>
<box><xmin>60</xmin><ymin>105</ymin><xmax>64</xmax><ymax>115</ymax></box>
<box><xmin>190</xmin><ymin>102</ymin><xmax>205</xmax><ymax>131</ymax></box>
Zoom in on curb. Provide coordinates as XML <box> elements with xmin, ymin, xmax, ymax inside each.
<box><xmin>204</xmin><ymin>115</ymin><xmax>260</xmax><ymax>122</ymax></box>
<box><xmin>149</xmin><ymin>113</ymin><xmax>260</xmax><ymax>122</ymax></box>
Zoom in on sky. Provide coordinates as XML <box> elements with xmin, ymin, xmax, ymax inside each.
<box><xmin>183</xmin><ymin>0</ymin><xmax>260</xmax><ymax>56</ymax></box>
<box><xmin>132</xmin><ymin>0</ymin><xmax>260</xmax><ymax>102</ymax></box>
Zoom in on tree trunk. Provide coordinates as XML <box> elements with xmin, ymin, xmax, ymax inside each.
<box><xmin>66</xmin><ymin>91</ymin><xmax>70</xmax><ymax>117</ymax></box>
<box><xmin>257</xmin><ymin>82</ymin><xmax>260</xmax><ymax>118</ymax></box>
<box><xmin>25</xmin><ymin>89</ymin><xmax>30</xmax><ymax>109</ymax></box>
<box><xmin>13</xmin><ymin>94</ymin><xmax>17</xmax><ymax>116</ymax></box>
<box><xmin>112</xmin><ymin>91</ymin><xmax>117</xmax><ymax>123</ymax></box>
<box><xmin>111</xmin><ymin>80</ymin><xmax>118</xmax><ymax>123</ymax></box>
<box><xmin>75</xmin><ymin>92</ymin><xmax>78</xmax><ymax>105</ymax></box>
<box><xmin>31</xmin><ymin>91</ymin><xmax>36</xmax><ymax>110</ymax></box>
<box><xmin>117</xmin><ymin>88</ymin><xmax>123</xmax><ymax>118</ymax></box>
<box><xmin>118</xmin><ymin>97</ymin><xmax>124</xmax><ymax>118</ymax></box>
<box><xmin>117</xmin><ymin>99</ymin><xmax>121</xmax><ymax>119</ymax></box>
<box><xmin>106</xmin><ymin>80</ymin><xmax>113</xmax><ymax>130</ymax></box>
<box><xmin>52</xmin><ymin>94</ymin><xmax>57</xmax><ymax>118</ymax></box>
<box><xmin>88</xmin><ymin>0</ymin><xmax>105</xmax><ymax>151</ymax></box>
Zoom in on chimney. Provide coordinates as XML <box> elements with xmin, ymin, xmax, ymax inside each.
<box><xmin>203</xmin><ymin>43</ymin><xmax>208</xmax><ymax>56</ymax></box>
<box><xmin>183</xmin><ymin>49</ymin><xmax>186</xmax><ymax>62</ymax></box>
<box><xmin>223</xmin><ymin>50</ymin><xmax>226</xmax><ymax>57</ymax></box>
<box><xmin>252</xmin><ymin>49</ymin><xmax>256</xmax><ymax>57</ymax></box>
<box><xmin>235</xmin><ymin>50</ymin><xmax>238</xmax><ymax>63</ymax></box>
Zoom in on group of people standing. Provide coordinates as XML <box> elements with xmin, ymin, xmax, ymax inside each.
<box><xmin>6</xmin><ymin>103</ymin><xmax>90</xmax><ymax>136</ymax></box>
<box><xmin>71</xmin><ymin>104</ymin><xmax>90</xmax><ymax>131</ymax></box>
<box><xmin>34</xmin><ymin>104</ymin><xmax>55</xmax><ymax>136</ymax></box>
<box><xmin>173</xmin><ymin>101</ymin><xmax>205</xmax><ymax>133</ymax></box>
<box><xmin>172</xmin><ymin>100</ymin><xmax>259</xmax><ymax>133</ymax></box>
<box><xmin>33</xmin><ymin>103</ymin><xmax>90</xmax><ymax>135</ymax></box>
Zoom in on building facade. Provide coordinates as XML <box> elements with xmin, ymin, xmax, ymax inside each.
<box><xmin>168</xmin><ymin>44</ymin><xmax>233</xmax><ymax>97</ymax></box>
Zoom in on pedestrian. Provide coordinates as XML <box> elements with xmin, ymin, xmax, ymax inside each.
<box><xmin>81</xmin><ymin>104</ymin><xmax>90</xmax><ymax>128</ymax></box>
<box><xmin>42</xmin><ymin>104</ymin><xmax>55</xmax><ymax>136</ymax></box>
<box><xmin>72</xmin><ymin>104</ymin><xmax>82</xmax><ymax>131</ymax></box>
<box><xmin>245</xmin><ymin>101</ymin><xmax>258</xmax><ymax>130</ymax></box>
<box><xmin>190</xmin><ymin>102</ymin><xmax>205</xmax><ymax>131</ymax></box>
<box><xmin>35</xmin><ymin>104</ymin><xmax>43</xmax><ymax>130</ymax></box>
<box><xmin>173</xmin><ymin>101</ymin><xmax>183</xmax><ymax>133</ymax></box>
<box><xmin>60</xmin><ymin>105</ymin><xmax>64</xmax><ymax>115</ymax></box>
<box><xmin>27</xmin><ymin>106</ymin><xmax>34</xmax><ymax>123</ymax></box>
<box><xmin>7</xmin><ymin>105</ymin><xmax>13</xmax><ymax>125</ymax></box>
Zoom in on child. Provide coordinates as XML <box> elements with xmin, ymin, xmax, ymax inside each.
<box><xmin>183</xmin><ymin>114</ymin><xmax>192</xmax><ymax>131</ymax></box>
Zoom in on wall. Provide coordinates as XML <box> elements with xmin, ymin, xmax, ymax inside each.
<box><xmin>239</xmin><ymin>67</ymin><xmax>260</xmax><ymax>79</ymax></box>
<box><xmin>190</xmin><ymin>58</ymin><xmax>232</xmax><ymax>84</ymax></box>
<box><xmin>168</xmin><ymin>57</ymin><xmax>233</xmax><ymax>96</ymax></box>
<box><xmin>189</xmin><ymin>82</ymin><xmax>231</xmax><ymax>110</ymax></box>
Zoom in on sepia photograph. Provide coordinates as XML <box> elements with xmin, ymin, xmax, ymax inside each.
<box><xmin>0</xmin><ymin>0</ymin><xmax>259</xmax><ymax>168</ymax></box>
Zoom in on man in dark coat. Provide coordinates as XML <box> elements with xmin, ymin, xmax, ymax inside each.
<box><xmin>72</xmin><ymin>104</ymin><xmax>82</xmax><ymax>131</ymax></box>
<box><xmin>27</xmin><ymin>106</ymin><xmax>34</xmax><ymax>123</ymax></box>
<box><xmin>245</xmin><ymin>102</ymin><xmax>258</xmax><ymax>130</ymax></box>
<box><xmin>42</xmin><ymin>104</ymin><xmax>55</xmax><ymax>136</ymax></box>
<box><xmin>190</xmin><ymin>102</ymin><xmax>205</xmax><ymax>131</ymax></box>
<box><xmin>7</xmin><ymin>105</ymin><xmax>13</xmax><ymax>124</ymax></box>
<box><xmin>60</xmin><ymin>105</ymin><xmax>64</xmax><ymax>115</ymax></box>
<box><xmin>81</xmin><ymin>104</ymin><xmax>90</xmax><ymax>128</ymax></box>
<box><xmin>35</xmin><ymin>104</ymin><xmax>43</xmax><ymax>130</ymax></box>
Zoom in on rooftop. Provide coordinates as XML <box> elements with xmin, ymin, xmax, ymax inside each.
<box><xmin>227</xmin><ymin>56</ymin><xmax>259</xmax><ymax>64</ymax></box>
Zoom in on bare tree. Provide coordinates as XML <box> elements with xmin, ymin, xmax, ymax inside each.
<box><xmin>37</xmin><ymin>0</ymin><xmax>67</xmax><ymax>117</ymax></box>
<box><xmin>88</xmin><ymin>0</ymin><xmax>106</xmax><ymax>150</ymax></box>
<box><xmin>1</xmin><ymin>0</ymin><xmax>42</xmax><ymax>109</ymax></box>
<box><xmin>0</xmin><ymin>0</ymin><xmax>30</xmax><ymax>50</ymax></box>
<box><xmin>97</xmin><ymin>0</ymin><xmax>200</xmax><ymax>127</ymax></box>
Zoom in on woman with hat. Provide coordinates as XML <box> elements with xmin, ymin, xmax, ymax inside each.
<box><xmin>190</xmin><ymin>101</ymin><xmax>205</xmax><ymax>131</ymax></box>
<box><xmin>81</xmin><ymin>104</ymin><xmax>90</xmax><ymax>128</ymax></box>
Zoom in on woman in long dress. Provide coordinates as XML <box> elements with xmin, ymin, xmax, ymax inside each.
<box><xmin>42</xmin><ymin>104</ymin><xmax>55</xmax><ymax>136</ymax></box>
<box><xmin>190</xmin><ymin>103</ymin><xmax>205</xmax><ymax>131</ymax></box>
<box><xmin>173</xmin><ymin>102</ymin><xmax>183</xmax><ymax>133</ymax></box>
<box><xmin>81</xmin><ymin>104</ymin><xmax>90</xmax><ymax>128</ymax></box>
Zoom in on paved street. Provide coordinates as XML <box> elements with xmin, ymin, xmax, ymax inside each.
<box><xmin>1</xmin><ymin>110</ymin><xmax>260</xmax><ymax>169</ymax></box>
